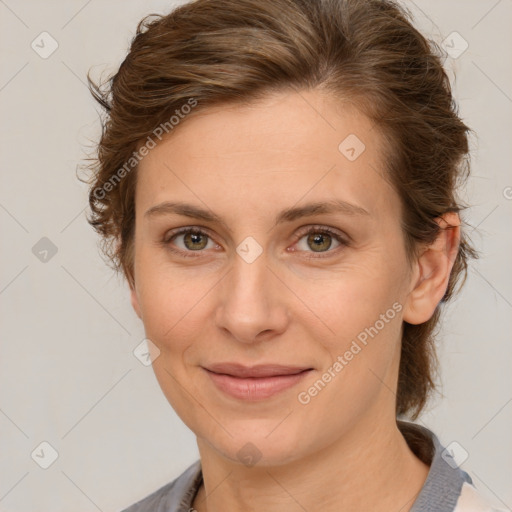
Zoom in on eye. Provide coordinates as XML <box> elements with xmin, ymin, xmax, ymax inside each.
<box><xmin>162</xmin><ymin>227</ymin><xmax>218</xmax><ymax>258</ymax></box>
<box><xmin>292</xmin><ymin>226</ymin><xmax>349</xmax><ymax>258</ymax></box>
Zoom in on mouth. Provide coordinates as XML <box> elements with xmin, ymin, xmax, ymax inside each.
<box><xmin>202</xmin><ymin>363</ymin><xmax>314</xmax><ymax>401</ymax></box>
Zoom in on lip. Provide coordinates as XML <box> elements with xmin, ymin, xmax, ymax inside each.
<box><xmin>205</xmin><ymin>363</ymin><xmax>312</xmax><ymax>378</ymax></box>
<box><xmin>202</xmin><ymin>363</ymin><xmax>313</xmax><ymax>401</ymax></box>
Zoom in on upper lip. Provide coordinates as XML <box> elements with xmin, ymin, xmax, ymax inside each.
<box><xmin>203</xmin><ymin>363</ymin><xmax>313</xmax><ymax>378</ymax></box>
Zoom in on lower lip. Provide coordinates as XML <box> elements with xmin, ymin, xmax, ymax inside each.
<box><xmin>204</xmin><ymin>369</ymin><xmax>312</xmax><ymax>401</ymax></box>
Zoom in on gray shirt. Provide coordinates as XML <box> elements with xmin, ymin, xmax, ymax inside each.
<box><xmin>121</xmin><ymin>421</ymin><xmax>497</xmax><ymax>512</ymax></box>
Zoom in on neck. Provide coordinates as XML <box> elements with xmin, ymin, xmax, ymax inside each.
<box><xmin>192</xmin><ymin>415</ymin><xmax>429</xmax><ymax>512</ymax></box>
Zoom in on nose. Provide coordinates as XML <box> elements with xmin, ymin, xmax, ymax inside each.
<box><xmin>214</xmin><ymin>250</ymin><xmax>290</xmax><ymax>344</ymax></box>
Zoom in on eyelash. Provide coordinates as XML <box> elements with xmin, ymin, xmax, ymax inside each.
<box><xmin>161</xmin><ymin>225</ymin><xmax>349</xmax><ymax>260</ymax></box>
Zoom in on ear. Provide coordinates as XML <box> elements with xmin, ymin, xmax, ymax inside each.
<box><xmin>402</xmin><ymin>212</ymin><xmax>461</xmax><ymax>325</ymax></box>
<box><xmin>130</xmin><ymin>282</ymin><xmax>142</xmax><ymax>319</ymax></box>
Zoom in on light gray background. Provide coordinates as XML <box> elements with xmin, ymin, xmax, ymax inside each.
<box><xmin>0</xmin><ymin>1</ymin><xmax>511</xmax><ymax>511</ymax></box>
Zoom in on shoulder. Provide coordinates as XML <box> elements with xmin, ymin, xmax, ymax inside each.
<box><xmin>454</xmin><ymin>482</ymin><xmax>506</xmax><ymax>512</ymax></box>
<box><xmin>120</xmin><ymin>460</ymin><xmax>202</xmax><ymax>512</ymax></box>
<box><xmin>398</xmin><ymin>421</ymin><xmax>502</xmax><ymax>512</ymax></box>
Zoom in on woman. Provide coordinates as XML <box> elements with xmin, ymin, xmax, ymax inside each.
<box><xmin>85</xmin><ymin>0</ymin><xmax>497</xmax><ymax>510</ymax></box>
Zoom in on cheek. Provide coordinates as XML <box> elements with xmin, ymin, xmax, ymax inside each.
<box><xmin>291</xmin><ymin>248</ymin><xmax>407</xmax><ymax>408</ymax></box>
<box><xmin>296</xmin><ymin>296</ymin><xmax>403</xmax><ymax>430</ymax></box>
<box><xmin>312</xmin><ymin>279</ymin><xmax>403</xmax><ymax>385</ymax></box>
<box><xmin>292</xmin><ymin>254</ymin><xmax>406</xmax><ymax>342</ymax></box>
<box><xmin>134</xmin><ymin>252</ymin><xmax>204</xmax><ymax>353</ymax></box>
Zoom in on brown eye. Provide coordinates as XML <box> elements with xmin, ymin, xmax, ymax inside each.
<box><xmin>293</xmin><ymin>226</ymin><xmax>348</xmax><ymax>259</ymax></box>
<box><xmin>163</xmin><ymin>228</ymin><xmax>217</xmax><ymax>257</ymax></box>
<box><xmin>306</xmin><ymin>232</ymin><xmax>334</xmax><ymax>252</ymax></box>
<box><xmin>182</xmin><ymin>231</ymin><xmax>209</xmax><ymax>251</ymax></box>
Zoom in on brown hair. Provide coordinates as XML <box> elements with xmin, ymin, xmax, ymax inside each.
<box><xmin>83</xmin><ymin>0</ymin><xmax>477</xmax><ymax>419</ymax></box>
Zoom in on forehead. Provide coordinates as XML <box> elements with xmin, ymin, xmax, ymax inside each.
<box><xmin>135</xmin><ymin>89</ymin><xmax>398</xmax><ymax>222</ymax></box>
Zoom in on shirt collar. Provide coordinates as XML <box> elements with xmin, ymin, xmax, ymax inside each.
<box><xmin>398</xmin><ymin>421</ymin><xmax>472</xmax><ymax>512</ymax></box>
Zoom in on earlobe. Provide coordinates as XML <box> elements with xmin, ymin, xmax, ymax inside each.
<box><xmin>402</xmin><ymin>212</ymin><xmax>461</xmax><ymax>325</ymax></box>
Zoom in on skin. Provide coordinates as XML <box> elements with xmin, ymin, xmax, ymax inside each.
<box><xmin>129</xmin><ymin>89</ymin><xmax>460</xmax><ymax>512</ymax></box>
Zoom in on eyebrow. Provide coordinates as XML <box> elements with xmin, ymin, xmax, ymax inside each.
<box><xmin>144</xmin><ymin>199</ymin><xmax>370</xmax><ymax>227</ymax></box>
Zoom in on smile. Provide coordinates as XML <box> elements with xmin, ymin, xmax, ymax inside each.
<box><xmin>202</xmin><ymin>364</ymin><xmax>313</xmax><ymax>401</ymax></box>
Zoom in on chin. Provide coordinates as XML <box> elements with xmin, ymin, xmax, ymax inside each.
<box><xmin>200</xmin><ymin>418</ymin><xmax>316</xmax><ymax>468</ymax></box>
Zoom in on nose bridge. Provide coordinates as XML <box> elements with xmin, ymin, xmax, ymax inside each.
<box><xmin>215</xmin><ymin>242</ymin><xmax>288</xmax><ymax>343</ymax></box>
<box><xmin>231</xmin><ymin>248</ymin><xmax>268</xmax><ymax>302</ymax></box>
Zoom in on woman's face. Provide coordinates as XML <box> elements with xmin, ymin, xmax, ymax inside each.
<box><xmin>130</xmin><ymin>89</ymin><xmax>416</xmax><ymax>466</ymax></box>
